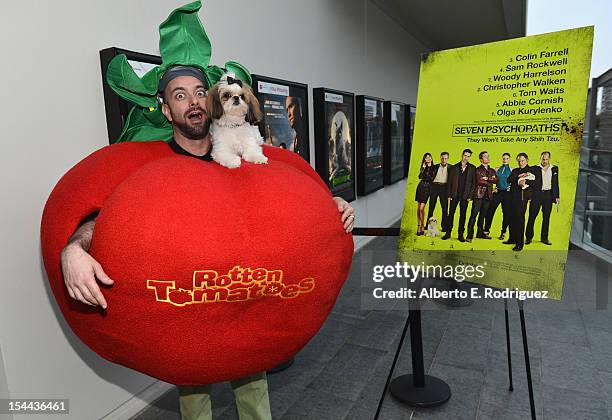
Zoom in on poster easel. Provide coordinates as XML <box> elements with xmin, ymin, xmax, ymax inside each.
<box><xmin>353</xmin><ymin>227</ymin><xmax>537</xmax><ymax>419</ymax></box>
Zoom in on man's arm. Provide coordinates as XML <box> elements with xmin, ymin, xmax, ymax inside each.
<box><xmin>476</xmin><ymin>168</ymin><xmax>489</xmax><ymax>186</ymax></box>
<box><xmin>60</xmin><ymin>218</ymin><xmax>114</xmax><ymax>309</ymax></box>
<box><xmin>488</xmin><ymin>168</ymin><xmax>498</xmax><ymax>185</ymax></box>
<box><xmin>525</xmin><ymin>166</ymin><xmax>540</xmax><ymax>187</ymax></box>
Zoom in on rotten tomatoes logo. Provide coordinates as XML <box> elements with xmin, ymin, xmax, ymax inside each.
<box><xmin>147</xmin><ymin>265</ymin><xmax>315</xmax><ymax>307</ymax></box>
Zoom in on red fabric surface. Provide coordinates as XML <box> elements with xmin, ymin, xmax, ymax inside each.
<box><xmin>41</xmin><ymin>141</ymin><xmax>353</xmax><ymax>385</ymax></box>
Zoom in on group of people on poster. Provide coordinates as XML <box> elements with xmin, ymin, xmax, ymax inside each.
<box><xmin>415</xmin><ymin>149</ymin><xmax>560</xmax><ymax>251</ymax></box>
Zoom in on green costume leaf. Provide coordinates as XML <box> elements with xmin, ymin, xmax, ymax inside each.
<box><xmin>115</xmin><ymin>106</ymin><xmax>173</xmax><ymax>143</ymax></box>
<box><xmin>158</xmin><ymin>0</ymin><xmax>211</xmax><ymax>75</ymax></box>
<box><xmin>106</xmin><ymin>54</ymin><xmax>160</xmax><ymax>108</ymax></box>
<box><xmin>105</xmin><ymin>0</ymin><xmax>254</xmax><ymax>143</ymax></box>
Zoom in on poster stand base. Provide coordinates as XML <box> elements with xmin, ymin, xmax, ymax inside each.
<box><xmin>389</xmin><ymin>374</ymin><xmax>452</xmax><ymax>408</ymax></box>
<box><xmin>387</xmin><ymin>307</ymin><xmax>451</xmax><ymax>408</ymax></box>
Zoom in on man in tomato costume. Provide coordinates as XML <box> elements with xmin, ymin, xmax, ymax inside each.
<box><xmin>57</xmin><ymin>2</ymin><xmax>355</xmax><ymax>419</ymax></box>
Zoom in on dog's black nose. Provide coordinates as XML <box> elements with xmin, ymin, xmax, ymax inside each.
<box><xmin>233</xmin><ymin>96</ymin><xmax>240</xmax><ymax>105</ymax></box>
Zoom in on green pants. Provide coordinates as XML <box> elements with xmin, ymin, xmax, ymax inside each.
<box><xmin>178</xmin><ymin>372</ymin><xmax>271</xmax><ymax>420</ymax></box>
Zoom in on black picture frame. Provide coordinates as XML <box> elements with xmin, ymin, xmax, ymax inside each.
<box><xmin>356</xmin><ymin>95</ymin><xmax>385</xmax><ymax>196</ymax></box>
<box><xmin>383</xmin><ymin>101</ymin><xmax>408</xmax><ymax>185</ymax></box>
<box><xmin>405</xmin><ymin>104</ymin><xmax>416</xmax><ymax>178</ymax></box>
<box><xmin>313</xmin><ymin>88</ymin><xmax>356</xmax><ymax>202</ymax></box>
<box><xmin>100</xmin><ymin>47</ymin><xmax>162</xmax><ymax>144</ymax></box>
<box><xmin>251</xmin><ymin>75</ymin><xmax>310</xmax><ymax>162</ymax></box>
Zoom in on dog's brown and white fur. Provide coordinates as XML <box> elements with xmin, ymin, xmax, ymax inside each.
<box><xmin>426</xmin><ymin>217</ymin><xmax>441</xmax><ymax>238</ymax></box>
<box><xmin>207</xmin><ymin>73</ymin><xmax>266</xmax><ymax>168</ymax></box>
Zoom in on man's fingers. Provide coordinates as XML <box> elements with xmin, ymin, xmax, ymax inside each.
<box><xmin>342</xmin><ymin>210</ymin><xmax>355</xmax><ymax>222</ymax></box>
<box><xmin>77</xmin><ymin>285</ymin><xmax>99</xmax><ymax>306</ymax></box>
<box><xmin>346</xmin><ymin>220</ymin><xmax>355</xmax><ymax>233</ymax></box>
<box><xmin>87</xmin><ymin>283</ymin><xmax>108</xmax><ymax>309</ymax></box>
<box><xmin>67</xmin><ymin>286</ymin><xmax>75</xmax><ymax>300</ymax></box>
<box><xmin>72</xmin><ymin>288</ymin><xmax>93</xmax><ymax>306</ymax></box>
<box><xmin>344</xmin><ymin>216</ymin><xmax>355</xmax><ymax>231</ymax></box>
<box><xmin>341</xmin><ymin>210</ymin><xmax>351</xmax><ymax>223</ymax></box>
<box><xmin>93</xmin><ymin>264</ymin><xmax>114</xmax><ymax>286</ymax></box>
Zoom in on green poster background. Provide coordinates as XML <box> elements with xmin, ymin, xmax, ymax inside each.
<box><xmin>399</xmin><ymin>27</ymin><xmax>594</xmax><ymax>299</ymax></box>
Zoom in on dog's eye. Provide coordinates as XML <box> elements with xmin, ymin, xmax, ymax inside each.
<box><xmin>240</xmin><ymin>94</ymin><xmax>245</xmax><ymax>100</ymax></box>
<box><xmin>223</xmin><ymin>92</ymin><xmax>231</xmax><ymax>100</ymax></box>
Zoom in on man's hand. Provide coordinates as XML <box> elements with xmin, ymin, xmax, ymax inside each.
<box><xmin>61</xmin><ymin>243</ymin><xmax>114</xmax><ymax>309</ymax></box>
<box><xmin>332</xmin><ymin>197</ymin><xmax>355</xmax><ymax>233</ymax></box>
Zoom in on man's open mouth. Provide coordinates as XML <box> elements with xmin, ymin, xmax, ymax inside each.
<box><xmin>187</xmin><ymin>110</ymin><xmax>204</xmax><ymax>123</ymax></box>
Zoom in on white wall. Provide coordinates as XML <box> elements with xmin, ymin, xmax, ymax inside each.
<box><xmin>0</xmin><ymin>1</ymin><xmax>426</xmax><ymax>418</ymax></box>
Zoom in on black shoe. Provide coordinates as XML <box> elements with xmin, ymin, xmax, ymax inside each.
<box><xmin>512</xmin><ymin>245</ymin><xmax>523</xmax><ymax>252</ymax></box>
<box><xmin>498</xmin><ymin>233</ymin><xmax>505</xmax><ymax>240</ymax></box>
<box><xmin>458</xmin><ymin>235</ymin><xmax>466</xmax><ymax>243</ymax></box>
<box><xmin>502</xmin><ymin>240</ymin><xmax>515</xmax><ymax>245</ymax></box>
<box><xmin>466</xmin><ymin>236</ymin><xmax>473</xmax><ymax>242</ymax></box>
<box><xmin>442</xmin><ymin>233</ymin><xmax>451</xmax><ymax>240</ymax></box>
<box><xmin>525</xmin><ymin>239</ymin><xmax>532</xmax><ymax>245</ymax></box>
<box><xmin>542</xmin><ymin>239</ymin><xmax>552</xmax><ymax>245</ymax></box>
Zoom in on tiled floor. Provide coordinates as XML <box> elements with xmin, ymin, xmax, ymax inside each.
<box><xmin>133</xmin><ymin>234</ymin><xmax>612</xmax><ymax>420</ymax></box>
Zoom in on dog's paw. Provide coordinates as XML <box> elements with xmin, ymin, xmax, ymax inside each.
<box><xmin>216</xmin><ymin>156</ymin><xmax>242</xmax><ymax>169</ymax></box>
<box><xmin>244</xmin><ymin>153</ymin><xmax>268</xmax><ymax>165</ymax></box>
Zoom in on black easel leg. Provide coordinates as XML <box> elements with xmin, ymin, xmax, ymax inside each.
<box><xmin>518</xmin><ymin>299</ymin><xmax>536</xmax><ymax>420</ymax></box>
<box><xmin>504</xmin><ymin>298</ymin><xmax>513</xmax><ymax>392</ymax></box>
<box><xmin>374</xmin><ymin>305</ymin><xmax>412</xmax><ymax>419</ymax></box>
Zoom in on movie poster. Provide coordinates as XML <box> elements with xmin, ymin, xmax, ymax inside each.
<box><xmin>314</xmin><ymin>89</ymin><xmax>355</xmax><ymax>201</ymax></box>
<box><xmin>390</xmin><ymin>103</ymin><xmax>406</xmax><ymax>182</ymax></box>
<box><xmin>357</xmin><ymin>96</ymin><xmax>384</xmax><ymax>194</ymax></box>
<box><xmin>328</xmin><ymin>104</ymin><xmax>353</xmax><ymax>190</ymax></box>
<box><xmin>399</xmin><ymin>27</ymin><xmax>594</xmax><ymax>299</ymax></box>
<box><xmin>252</xmin><ymin>76</ymin><xmax>310</xmax><ymax>161</ymax></box>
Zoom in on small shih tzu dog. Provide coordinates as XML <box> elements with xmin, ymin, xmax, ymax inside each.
<box><xmin>207</xmin><ymin>73</ymin><xmax>267</xmax><ymax>168</ymax></box>
<box><xmin>426</xmin><ymin>217</ymin><xmax>441</xmax><ymax>238</ymax></box>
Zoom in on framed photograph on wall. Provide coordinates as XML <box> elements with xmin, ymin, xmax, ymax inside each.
<box><xmin>100</xmin><ymin>47</ymin><xmax>162</xmax><ymax>144</ymax></box>
<box><xmin>356</xmin><ymin>95</ymin><xmax>385</xmax><ymax>196</ymax></box>
<box><xmin>383</xmin><ymin>101</ymin><xmax>408</xmax><ymax>185</ymax></box>
<box><xmin>252</xmin><ymin>75</ymin><xmax>310</xmax><ymax>162</ymax></box>
<box><xmin>405</xmin><ymin>104</ymin><xmax>416</xmax><ymax>177</ymax></box>
<box><xmin>313</xmin><ymin>88</ymin><xmax>356</xmax><ymax>202</ymax></box>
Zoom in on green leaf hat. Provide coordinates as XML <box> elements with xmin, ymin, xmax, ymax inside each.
<box><xmin>106</xmin><ymin>0</ymin><xmax>253</xmax><ymax>142</ymax></box>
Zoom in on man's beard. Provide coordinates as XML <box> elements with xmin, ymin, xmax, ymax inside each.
<box><xmin>174</xmin><ymin>118</ymin><xmax>210</xmax><ymax>140</ymax></box>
